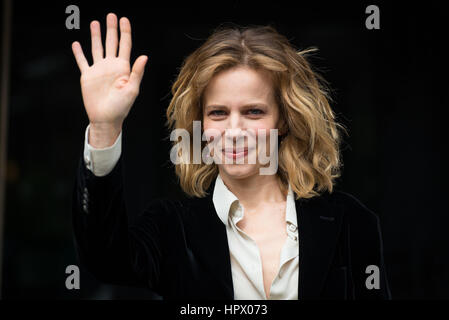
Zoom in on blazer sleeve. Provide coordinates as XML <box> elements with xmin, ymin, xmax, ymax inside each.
<box><xmin>338</xmin><ymin>191</ymin><xmax>393</xmax><ymax>300</ymax></box>
<box><xmin>71</xmin><ymin>150</ymin><xmax>165</xmax><ymax>292</ymax></box>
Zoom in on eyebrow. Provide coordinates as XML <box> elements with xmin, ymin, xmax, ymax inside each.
<box><xmin>205</xmin><ymin>103</ymin><xmax>269</xmax><ymax>110</ymax></box>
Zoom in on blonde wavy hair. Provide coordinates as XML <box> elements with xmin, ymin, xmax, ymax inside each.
<box><xmin>166</xmin><ymin>24</ymin><xmax>348</xmax><ymax>199</ymax></box>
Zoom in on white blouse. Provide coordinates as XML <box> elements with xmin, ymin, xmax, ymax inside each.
<box><xmin>213</xmin><ymin>174</ymin><xmax>299</xmax><ymax>300</ymax></box>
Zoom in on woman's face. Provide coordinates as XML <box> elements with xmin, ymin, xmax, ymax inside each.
<box><xmin>202</xmin><ymin>65</ymin><xmax>282</xmax><ymax>180</ymax></box>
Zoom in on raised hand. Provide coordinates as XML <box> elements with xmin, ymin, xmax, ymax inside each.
<box><xmin>71</xmin><ymin>13</ymin><xmax>148</xmax><ymax>147</ymax></box>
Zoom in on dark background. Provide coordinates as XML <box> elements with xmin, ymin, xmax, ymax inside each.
<box><xmin>1</xmin><ymin>0</ymin><xmax>448</xmax><ymax>299</ymax></box>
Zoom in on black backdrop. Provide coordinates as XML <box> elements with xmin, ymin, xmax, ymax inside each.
<box><xmin>1</xmin><ymin>0</ymin><xmax>448</xmax><ymax>299</ymax></box>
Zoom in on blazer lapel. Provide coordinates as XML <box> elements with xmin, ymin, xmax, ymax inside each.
<box><xmin>187</xmin><ymin>181</ymin><xmax>235</xmax><ymax>299</ymax></box>
<box><xmin>296</xmin><ymin>192</ymin><xmax>345</xmax><ymax>299</ymax></box>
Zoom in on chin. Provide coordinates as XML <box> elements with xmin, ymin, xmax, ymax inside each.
<box><xmin>218</xmin><ymin>164</ymin><xmax>260</xmax><ymax>179</ymax></box>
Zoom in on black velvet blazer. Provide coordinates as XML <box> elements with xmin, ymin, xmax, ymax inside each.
<box><xmin>71</xmin><ymin>151</ymin><xmax>392</xmax><ymax>300</ymax></box>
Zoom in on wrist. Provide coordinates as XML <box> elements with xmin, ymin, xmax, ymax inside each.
<box><xmin>89</xmin><ymin>122</ymin><xmax>122</xmax><ymax>148</ymax></box>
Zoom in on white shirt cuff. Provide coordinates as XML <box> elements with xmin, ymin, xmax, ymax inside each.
<box><xmin>83</xmin><ymin>124</ymin><xmax>122</xmax><ymax>177</ymax></box>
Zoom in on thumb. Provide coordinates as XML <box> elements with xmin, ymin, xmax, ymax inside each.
<box><xmin>129</xmin><ymin>55</ymin><xmax>148</xmax><ymax>90</ymax></box>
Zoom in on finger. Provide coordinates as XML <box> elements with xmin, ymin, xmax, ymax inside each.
<box><xmin>90</xmin><ymin>20</ymin><xmax>103</xmax><ymax>62</ymax></box>
<box><xmin>105</xmin><ymin>13</ymin><xmax>118</xmax><ymax>57</ymax></box>
<box><xmin>129</xmin><ymin>55</ymin><xmax>148</xmax><ymax>90</ymax></box>
<box><xmin>72</xmin><ymin>41</ymin><xmax>89</xmax><ymax>73</ymax></box>
<box><xmin>118</xmin><ymin>17</ymin><xmax>132</xmax><ymax>61</ymax></box>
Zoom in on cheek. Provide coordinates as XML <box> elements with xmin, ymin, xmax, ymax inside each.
<box><xmin>245</xmin><ymin>123</ymin><xmax>276</xmax><ymax>153</ymax></box>
<box><xmin>203</xmin><ymin>120</ymin><xmax>226</xmax><ymax>135</ymax></box>
<box><xmin>202</xmin><ymin>120</ymin><xmax>226</xmax><ymax>147</ymax></box>
<box><xmin>247</xmin><ymin>119</ymin><xmax>278</xmax><ymax>138</ymax></box>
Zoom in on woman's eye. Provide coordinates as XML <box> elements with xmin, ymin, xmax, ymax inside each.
<box><xmin>247</xmin><ymin>109</ymin><xmax>263</xmax><ymax>115</ymax></box>
<box><xmin>208</xmin><ymin>109</ymin><xmax>263</xmax><ymax>116</ymax></box>
<box><xmin>209</xmin><ymin>110</ymin><xmax>226</xmax><ymax>116</ymax></box>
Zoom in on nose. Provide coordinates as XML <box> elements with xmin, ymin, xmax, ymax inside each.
<box><xmin>227</xmin><ymin>111</ymin><xmax>243</xmax><ymax>131</ymax></box>
<box><xmin>223</xmin><ymin>112</ymin><xmax>246</xmax><ymax>146</ymax></box>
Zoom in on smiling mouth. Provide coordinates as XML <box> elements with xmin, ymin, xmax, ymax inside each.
<box><xmin>222</xmin><ymin>148</ymin><xmax>253</xmax><ymax>159</ymax></box>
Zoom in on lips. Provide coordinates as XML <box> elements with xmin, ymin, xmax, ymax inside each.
<box><xmin>221</xmin><ymin>147</ymin><xmax>253</xmax><ymax>160</ymax></box>
<box><xmin>222</xmin><ymin>148</ymin><xmax>248</xmax><ymax>153</ymax></box>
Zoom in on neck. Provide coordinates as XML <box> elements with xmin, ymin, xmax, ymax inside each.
<box><xmin>219</xmin><ymin>169</ymin><xmax>286</xmax><ymax>211</ymax></box>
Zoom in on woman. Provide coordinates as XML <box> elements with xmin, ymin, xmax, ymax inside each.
<box><xmin>71</xmin><ymin>13</ymin><xmax>392</xmax><ymax>300</ymax></box>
